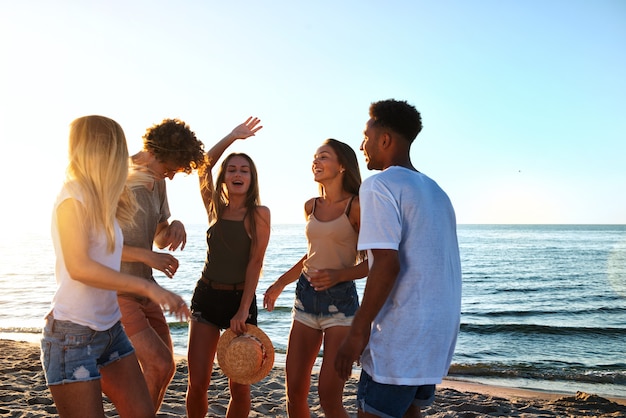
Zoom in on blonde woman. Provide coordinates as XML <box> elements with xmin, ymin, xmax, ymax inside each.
<box><xmin>41</xmin><ymin>115</ymin><xmax>189</xmax><ymax>418</ymax></box>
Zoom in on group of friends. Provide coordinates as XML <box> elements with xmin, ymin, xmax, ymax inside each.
<box><xmin>41</xmin><ymin>99</ymin><xmax>462</xmax><ymax>418</ymax></box>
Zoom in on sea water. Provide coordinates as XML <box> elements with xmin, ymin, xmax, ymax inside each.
<box><xmin>1</xmin><ymin>224</ymin><xmax>625</xmax><ymax>398</ymax></box>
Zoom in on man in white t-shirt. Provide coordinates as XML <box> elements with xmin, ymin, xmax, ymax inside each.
<box><xmin>335</xmin><ymin>99</ymin><xmax>462</xmax><ymax>418</ymax></box>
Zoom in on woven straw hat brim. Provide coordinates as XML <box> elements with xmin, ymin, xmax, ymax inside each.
<box><xmin>217</xmin><ymin>325</ymin><xmax>275</xmax><ymax>385</ymax></box>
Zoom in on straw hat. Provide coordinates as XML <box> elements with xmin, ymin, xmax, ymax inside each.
<box><xmin>216</xmin><ymin>325</ymin><xmax>275</xmax><ymax>385</ymax></box>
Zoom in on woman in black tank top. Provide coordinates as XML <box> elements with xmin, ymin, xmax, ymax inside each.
<box><xmin>186</xmin><ymin>117</ymin><xmax>271</xmax><ymax>418</ymax></box>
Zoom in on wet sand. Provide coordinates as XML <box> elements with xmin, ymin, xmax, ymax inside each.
<box><xmin>1</xmin><ymin>339</ymin><xmax>624</xmax><ymax>417</ymax></box>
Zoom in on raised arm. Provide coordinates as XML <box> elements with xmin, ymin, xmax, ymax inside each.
<box><xmin>206</xmin><ymin>117</ymin><xmax>262</xmax><ymax>166</ymax></box>
<box><xmin>199</xmin><ymin>117</ymin><xmax>263</xmax><ymax>217</ymax></box>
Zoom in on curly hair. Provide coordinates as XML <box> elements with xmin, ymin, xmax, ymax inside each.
<box><xmin>369</xmin><ymin>99</ymin><xmax>423</xmax><ymax>143</ymax></box>
<box><xmin>142</xmin><ymin>119</ymin><xmax>206</xmax><ymax>173</ymax></box>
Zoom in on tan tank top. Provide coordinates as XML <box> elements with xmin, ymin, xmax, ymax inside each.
<box><xmin>302</xmin><ymin>197</ymin><xmax>358</xmax><ymax>274</ymax></box>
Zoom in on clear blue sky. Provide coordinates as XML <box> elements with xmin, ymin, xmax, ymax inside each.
<box><xmin>1</xmin><ymin>1</ymin><xmax>625</xmax><ymax>231</ymax></box>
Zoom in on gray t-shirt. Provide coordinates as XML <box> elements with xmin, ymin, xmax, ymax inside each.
<box><xmin>120</xmin><ymin>179</ymin><xmax>170</xmax><ymax>280</ymax></box>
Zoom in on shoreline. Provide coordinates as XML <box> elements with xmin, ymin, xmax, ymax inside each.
<box><xmin>1</xmin><ymin>337</ymin><xmax>625</xmax><ymax>417</ymax></box>
<box><xmin>5</xmin><ymin>331</ymin><xmax>624</xmax><ymax>405</ymax></box>
<box><xmin>439</xmin><ymin>377</ymin><xmax>626</xmax><ymax>406</ymax></box>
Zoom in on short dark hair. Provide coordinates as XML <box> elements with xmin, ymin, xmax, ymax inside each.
<box><xmin>369</xmin><ymin>99</ymin><xmax>422</xmax><ymax>143</ymax></box>
<box><xmin>143</xmin><ymin>118</ymin><xmax>206</xmax><ymax>173</ymax></box>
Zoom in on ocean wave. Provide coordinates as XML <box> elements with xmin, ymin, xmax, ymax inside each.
<box><xmin>449</xmin><ymin>362</ymin><xmax>626</xmax><ymax>385</ymax></box>
<box><xmin>460</xmin><ymin>323</ymin><xmax>626</xmax><ymax>337</ymax></box>
<box><xmin>466</xmin><ymin>305</ymin><xmax>626</xmax><ymax>318</ymax></box>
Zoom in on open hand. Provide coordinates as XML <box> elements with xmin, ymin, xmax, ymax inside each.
<box><xmin>148</xmin><ymin>252</ymin><xmax>179</xmax><ymax>278</ymax></box>
<box><xmin>263</xmin><ymin>283</ymin><xmax>284</xmax><ymax>312</ymax></box>
<box><xmin>231</xmin><ymin>117</ymin><xmax>263</xmax><ymax>140</ymax></box>
<box><xmin>335</xmin><ymin>326</ymin><xmax>370</xmax><ymax>380</ymax></box>
<box><xmin>148</xmin><ymin>284</ymin><xmax>190</xmax><ymax>322</ymax></box>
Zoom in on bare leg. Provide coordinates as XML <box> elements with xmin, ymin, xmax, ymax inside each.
<box><xmin>403</xmin><ymin>404</ymin><xmax>422</xmax><ymax>418</ymax></box>
<box><xmin>226</xmin><ymin>380</ymin><xmax>251</xmax><ymax>418</ymax></box>
<box><xmin>130</xmin><ymin>327</ymin><xmax>175</xmax><ymax>411</ymax></box>
<box><xmin>285</xmin><ymin>320</ymin><xmax>323</xmax><ymax>418</ymax></box>
<box><xmin>186</xmin><ymin>320</ymin><xmax>220</xmax><ymax>418</ymax></box>
<box><xmin>318</xmin><ymin>326</ymin><xmax>350</xmax><ymax>418</ymax></box>
<box><xmin>100</xmin><ymin>353</ymin><xmax>155</xmax><ymax>418</ymax></box>
<box><xmin>49</xmin><ymin>380</ymin><xmax>105</xmax><ymax>418</ymax></box>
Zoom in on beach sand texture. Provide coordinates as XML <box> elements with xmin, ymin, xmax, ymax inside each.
<box><xmin>1</xmin><ymin>339</ymin><xmax>625</xmax><ymax>417</ymax></box>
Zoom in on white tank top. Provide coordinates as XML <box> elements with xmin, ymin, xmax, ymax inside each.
<box><xmin>49</xmin><ymin>182</ymin><xmax>122</xmax><ymax>331</ymax></box>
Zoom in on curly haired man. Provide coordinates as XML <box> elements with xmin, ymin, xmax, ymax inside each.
<box><xmin>118</xmin><ymin>118</ymin><xmax>205</xmax><ymax>412</ymax></box>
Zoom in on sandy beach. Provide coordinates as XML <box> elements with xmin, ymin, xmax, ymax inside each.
<box><xmin>1</xmin><ymin>338</ymin><xmax>625</xmax><ymax>417</ymax></box>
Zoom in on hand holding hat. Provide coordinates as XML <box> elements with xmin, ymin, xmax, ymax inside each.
<box><xmin>217</xmin><ymin>325</ymin><xmax>275</xmax><ymax>385</ymax></box>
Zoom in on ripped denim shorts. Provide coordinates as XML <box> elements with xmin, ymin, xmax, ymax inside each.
<box><xmin>40</xmin><ymin>315</ymin><xmax>134</xmax><ymax>386</ymax></box>
<box><xmin>293</xmin><ymin>273</ymin><xmax>359</xmax><ymax>317</ymax></box>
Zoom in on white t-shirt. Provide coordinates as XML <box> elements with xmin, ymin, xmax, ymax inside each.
<box><xmin>358</xmin><ymin>166</ymin><xmax>462</xmax><ymax>386</ymax></box>
<box><xmin>49</xmin><ymin>182</ymin><xmax>123</xmax><ymax>331</ymax></box>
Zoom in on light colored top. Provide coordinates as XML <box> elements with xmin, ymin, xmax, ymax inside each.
<box><xmin>357</xmin><ymin>166</ymin><xmax>462</xmax><ymax>386</ymax></box>
<box><xmin>49</xmin><ymin>182</ymin><xmax>123</xmax><ymax>331</ymax></box>
<box><xmin>302</xmin><ymin>197</ymin><xmax>358</xmax><ymax>274</ymax></box>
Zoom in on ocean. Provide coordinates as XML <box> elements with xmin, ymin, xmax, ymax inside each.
<box><xmin>1</xmin><ymin>224</ymin><xmax>625</xmax><ymax>399</ymax></box>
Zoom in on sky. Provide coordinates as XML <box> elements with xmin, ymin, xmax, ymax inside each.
<box><xmin>1</xmin><ymin>0</ymin><xmax>625</xmax><ymax>233</ymax></box>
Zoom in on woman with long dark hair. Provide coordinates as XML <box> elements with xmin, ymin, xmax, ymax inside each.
<box><xmin>186</xmin><ymin>117</ymin><xmax>270</xmax><ymax>418</ymax></box>
<box><xmin>264</xmin><ymin>138</ymin><xmax>367</xmax><ymax>418</ymax></box>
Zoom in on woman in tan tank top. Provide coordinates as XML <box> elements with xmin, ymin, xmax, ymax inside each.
<box><xmin>264</xmin><ymin>138</ymin><xmax>368</xmax><ymax>418</ymax></box>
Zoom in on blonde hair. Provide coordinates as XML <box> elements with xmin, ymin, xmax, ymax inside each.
<box><xmin>66</xmin><ymin>116</ymin><xmax>137</xmax><ymax>252</ymax></box>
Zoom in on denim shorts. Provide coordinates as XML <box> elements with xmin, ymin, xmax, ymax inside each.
<box><xmin>40</xmin><ymin>315</ymin><xmax>135</xmax><ymax>386</ymax></box>
<box><xmin>357</xmin><ymin>369</ymin><xmax>435</xmax><ymax>418</ymax></box>
<box><xmin>294</xmin><ymin>274</ymin><xmax>358</xmax><ymax>317</ymax></box>
<box><xmin>292</xmin><ymin>308</ymin><xmax>354</xmax><ymax>330</ymax></box>
<box><xmin>190</xmin><ymin>278</ymin><xmax>258</xmax><ymax>330</ymax></box>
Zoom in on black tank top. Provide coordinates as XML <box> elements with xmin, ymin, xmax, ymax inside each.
<box><xmin>201</xmin><ymin>218</ymin><xmax>251</xmax><ymax>284</ymax></box>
